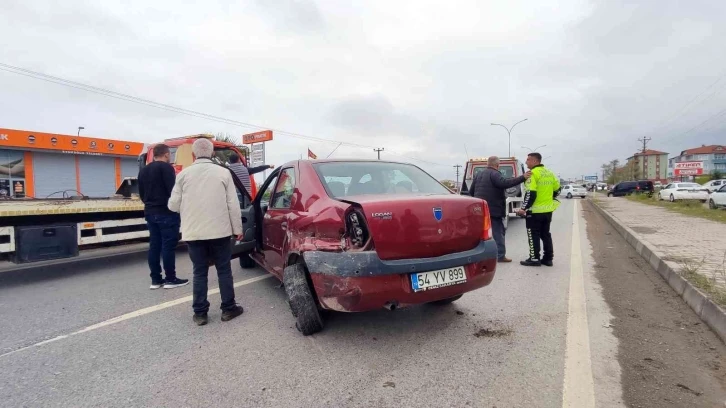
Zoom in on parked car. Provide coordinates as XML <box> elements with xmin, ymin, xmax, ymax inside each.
<box><xmin>658</xmin><ymin>182</ymin><xmax>709</xmax><ymax>202</ymax></box>
<box><xmin>562</xmin><ymin>184</ymin><xmax>587</xmax><ymax>199</ymax></box>
<box><xmin>233</xmin><ymin>159</ymin><xmax>499</xmax><ymax>335</ymax></box>
<box><xmin>709</xmin><ymin>185</ymin><xmax>726</xmax><ymax>209</ymax></box>
<box><xmin>653</xmin><ymin>181</ymin><xmax>663</xmax><ymax>189</ymax></box>
<box><xmin>702</xmin><ymin>179</ymin><xmax>726</xmax><ymax>193</ymax></box>
<box><xmin>607</xmin><ymin>180</ymin><xmax>654</xmax><ymax>197</ymax></box>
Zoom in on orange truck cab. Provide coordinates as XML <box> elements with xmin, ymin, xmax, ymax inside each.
<box><xmin>117</xmin><ymin>134</ymin><xmax>258</xmax><ymax>199</ymax></box>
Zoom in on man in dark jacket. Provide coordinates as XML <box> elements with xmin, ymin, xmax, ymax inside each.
<box><xmin>138</xmin><ymin>144</ymin><xmax>188</xmax><ymax>290</ymax></box>
<box><xmin>469</xmin><ymin>156</ymin><xmax>530</xmax><ymax>262</ymax></box>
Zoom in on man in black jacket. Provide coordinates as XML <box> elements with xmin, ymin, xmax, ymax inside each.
<box><xmin>469</xmin><ymin>156</ymin><xmax>530</xmax><ymax>262</ymax></box>
<box><xmin>138</xmin><ymin>144</ymin><xmax>188</xmax><ymax>290</ymax></box>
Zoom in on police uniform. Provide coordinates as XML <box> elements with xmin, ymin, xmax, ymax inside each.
<box><xmin>521</xmin><ymin>165</ymin><xmax>560</xmax><ymax>266</ymax></box>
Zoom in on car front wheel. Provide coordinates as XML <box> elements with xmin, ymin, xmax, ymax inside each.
<box><xmin>566</xmin><ymin>193</ymin><xmax>572</xmax><ymax>199</ymax></box>
<box><xmin>283</xmin><ymin>263</ymin><xmax>324</xmax><ymax>336</ymax></box>
<box><xmin>670</xmin><ymin>194</ymin><xmax>675</xmax><ymax>202</ymax></box>
<box><xmin>710</xmin><ymin>199</ymin><xmax>717</xmax><ymax>209</ymax></box>
<box><xmin>430</xmin><ymin>294</ymin><xmax>463</xmax><ymax>305</ymax></box>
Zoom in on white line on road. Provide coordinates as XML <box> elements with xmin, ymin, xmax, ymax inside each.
<box><xmin>0</xmin><ymin>274</ymin><xmax>273</xmax><ymax>359</ymax></box>
<box><xmin>562</xmin><ymin>200</ymin><xmax>596</xmax><ymax>408</ymax></box>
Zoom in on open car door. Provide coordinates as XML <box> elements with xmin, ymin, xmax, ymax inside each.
<box><xmin>225</xmin><ymin>166</ymin><xmax>258</xmax><ymax>261</ymax></box>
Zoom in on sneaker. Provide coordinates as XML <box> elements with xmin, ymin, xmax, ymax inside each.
<box><xmin>221</xmin><ymin>305</ymin><xmax>244</xmax><ymax>322</ymax></box>
<box><xmin>498</xmin><ymin>257</ymin><xmax>512</xmax><ymax>263</ymax></box>
<box><xmin>164</xmin><ymin>278</ymin><xmax>189</xmax><ymax>289</ymax></box>
<box><xmin>520</xmin><ymin>258</ymin><xmax>542</xmax><ymax>267</ymax></box>
<box><xmin>150</xmin><ymin>281</ymin><xmax>165</xmax><ymax>290</ymax></box>
<box><xmin>193</xmin><ymin>313</ymin><xmax>208</xmax><ymax>326</ymax></box>
<box><xmin>541</xmin><ymin>260</ymin><xmax>553</xmax><ymax>267</ymax></box>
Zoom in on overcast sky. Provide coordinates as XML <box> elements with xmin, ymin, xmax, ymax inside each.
<box><xmin>1</xmin><ymin>0</ymin><xmax>725</xmax><ymax>181</ymax></box>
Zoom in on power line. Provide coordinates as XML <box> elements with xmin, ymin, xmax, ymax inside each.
<box><xmin>0</xmin><ymin>62</ymin><xmax>450</xmax><ymax>166</ymax></box>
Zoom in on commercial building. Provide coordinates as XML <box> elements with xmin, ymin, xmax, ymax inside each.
<box><xmin>625</xmin><ymin>149</ymin><xmax>668</xmax><ymax>182</ymax></box>
<box><xmin>0</xmin><ymin>128</ymin><xmax>144</xmax><ymax>198</ymax></box>
<box><xmin>668</xmin><ymin>144</ymin><xmax>726</xmax><ymax>181</ymax></box>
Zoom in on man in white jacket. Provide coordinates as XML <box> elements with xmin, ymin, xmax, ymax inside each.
<box><xmin>168</xmin><ymin>138</ymin><xmax>244</xmax><ymax>326</ymax></box>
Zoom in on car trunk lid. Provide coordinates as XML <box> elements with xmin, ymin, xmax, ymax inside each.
<box><xmin>341</xmin><ymin>194</ymin><xmax>484</xmax><ymax>261</ymax></box>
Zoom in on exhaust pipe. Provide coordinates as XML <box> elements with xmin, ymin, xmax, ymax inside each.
<box><xmin>383</xmin><ymin>301</ymin><xmax>399</xmax><ymax>311</ymax></box>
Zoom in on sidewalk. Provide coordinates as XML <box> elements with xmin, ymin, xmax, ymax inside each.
<box><xmin>592</xmin><ymin>196</ymin><xmax>726</xmax><ymax>290</ymax></box>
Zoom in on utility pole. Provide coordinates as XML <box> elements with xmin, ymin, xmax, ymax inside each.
<box><xmin>373</xmin><ymin>148</ymin><xmax>384</xmax><ymax>160</ymax></box>
<box><xmin>77</xmin><ymin>126</ymin><xmax>84</xmax><ymax>136</ymax></box>
<box><xmin>453</xmin><ymin>164</ymin><xmax>462</xmax><ymax>192</ymax></box>
<box><xmin>638</xmin><ymin>136</ymin><xmax>651</xmax><ymax>153</ymax></box>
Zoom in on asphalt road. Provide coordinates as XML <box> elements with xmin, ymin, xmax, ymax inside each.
<box><xmin>0</xmin><ymin>199</ymin><xmax>722</xmax><ymax>407</ymax></box>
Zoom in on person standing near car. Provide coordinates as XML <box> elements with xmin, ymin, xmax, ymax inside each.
<box><xmin>469</xmin><ymin>156</ymin><xmax>530</xmax><ymax>263</ymax></box>
<box><xmin>138</xmin><ymin>144</ymin><xmax>189</xmax><ymax>290</ymax></box>
<box><xmin>227</xmin><ymin>153</ymin><xmax>273</xmax><ymax>204</ymax></box>
<box><xmin>517</xmin><ymin>153</ymin><xmax>561</xmax><ymax>267</ymax></box>
<box><xmin>168</xmin><ymin>138</ymin><xmax>245</xmax><ymax>326</ymax></box>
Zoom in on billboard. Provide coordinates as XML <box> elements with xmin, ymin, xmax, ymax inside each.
<box><xmin>242</xmin><ymin>130</ymin><xmax>273</xmax><ymax>144</ymax></box>
<box><xmin>250</xmin><ymin>143</ymin><xmax>265</xmax><ymax>167</ymax></box>
<box><xmin>0</xmin><ymin>128</ymin><xmax>144</xmax><ymax>156</ymax></box>
<box><xmin>674</xmin><ymin>161</ymin><xmax>703</xmax><ymax>176</ymax></box>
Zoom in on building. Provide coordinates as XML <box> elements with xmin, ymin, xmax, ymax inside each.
<box><xmin>0</xmin><ymin>128</ymin><xmax>144</xmax><ymax>198</ymax></box>
<box><xmin>668</xmin><ymin>144</ymin><xmax>726</xmax><ymax>181</ymax></box>
<box><xmin>625</xmin><ymin>149</ymin><xmax>668</xmax><ymax>182</ymax></box>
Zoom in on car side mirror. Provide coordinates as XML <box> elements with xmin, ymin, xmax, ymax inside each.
<box><xmin>261</xmin><ymin>203</ymin><xmax>269</xmax><ymax>213</ymax></box>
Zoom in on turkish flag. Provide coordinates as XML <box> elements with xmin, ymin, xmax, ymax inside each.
<box><xmin>308</xmin><ymin>149</ymin><xmax>317</xmax><ymax>159</ymax></box>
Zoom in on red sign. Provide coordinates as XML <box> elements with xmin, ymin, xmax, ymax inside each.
<box><xmin>242</xmin><ymin>130</ymin><xmax>273</xmax><ymax>144</ymax></box>
<box><xmin>674</xmin><ymin>161</ymin><xmax>703</xmax><ymax>176</ymax></box>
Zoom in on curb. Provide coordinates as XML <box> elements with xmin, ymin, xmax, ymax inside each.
<box><xmin>589</xmin><ymin>199</ymin><xmax>726</xmax><ymax>344</ymax></box>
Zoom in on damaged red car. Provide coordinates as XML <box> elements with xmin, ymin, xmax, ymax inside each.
<box><xmin>231</xmin><ymin>159</ymin><xmax>498</xmax><ymax>335</ymax></box>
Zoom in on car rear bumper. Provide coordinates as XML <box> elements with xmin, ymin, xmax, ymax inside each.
<box><xmin>303</xmin><ymin>240</ymin><xmax>498</xmax><ymax>312</ymax></box>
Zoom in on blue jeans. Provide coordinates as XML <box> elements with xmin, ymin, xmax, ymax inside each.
<box><xmin>187</xmin><ymin>237</ymin><xmax>236</xmax><ymax>314</ymax></box>
<box><xmin>491</xmin><ymin>217</ymin><xmax>506</xmax><ymax>260</ymax></box>
<box><xmin>146</xmin><ymin>213</ymin><xmax>180</xmax><ymax>283</ymax></box>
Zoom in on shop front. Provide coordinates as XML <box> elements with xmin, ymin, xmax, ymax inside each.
<box><xmin>0</xmin><ymin>128</ymin><xmax>145</xmax><ymax>198</ymax></box>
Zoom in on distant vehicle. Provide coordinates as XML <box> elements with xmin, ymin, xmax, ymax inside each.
<box><xmin>607</xmin><ymin>180</ymin><xmax>654</xmax><ymax>197</ymax></box>
<box><xmin>709</xmin><ymin>185</ymin><xmax>726</xmax><ymax>209</ymax></box>
<box><xmin>702</xmin><ymin>179</ymin><xmax>726</xmax><ymax>193</ymax></box>
<box><xmin>562</xmin><ymin>184</ymin><xmax>587</xmax><ymax>199</ymax></box>
<box><xmin>459</xmin><ymin>156</ymin><xmax>526</xmax><ymax>229</ymax></box>
<box><xmin>236</xmin><ymin>159</ymin><xmax>499</xmax><ymax>335</ymax></box>
<box><xmin>658</xmin><ymin>183</ymin><xmax>709</xmax><ymax>202</ymax></box>
<box><xmin>653</xmin><ymin>181</ymin><xmax>663</xmax><ymax>189</ymax></box>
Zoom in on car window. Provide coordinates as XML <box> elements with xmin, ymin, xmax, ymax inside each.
<box><xmin>679</xmin><ymin>183</ymin><xmax>699</xmax><ymax>188</ymax></box>
<box><xmin>719</xmin><ymin>185</ymin><xmax>726</xmax><ymax>193</ymax></box>
<box><xmin>271</xmin><ymin>168</ymin><xmax>295</xmax><ymax>208</ymax></box>
<box><xmin>258</xmin><ymin>173</ymin><xmax>279</xmax><ymax>206</ymax></box>
<box><xmin>663</xmin><ymin>184</ymin><xmax>672</xmax><ymax>190</ymax></box>
<box><xmin>314</xmin><ymin>161</ymin><xmax>450</xmax><ymax>198</ymax></box>
<box><xmin>499</xmin><ymin>165</ymin><xmax>514</xmax><ymax>178</ymax></box>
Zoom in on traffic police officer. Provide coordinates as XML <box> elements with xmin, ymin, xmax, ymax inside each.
<box><xmin>516</xmin><ymin>152</ymin><xmax>561</xmax><ymax>267</ymax></box>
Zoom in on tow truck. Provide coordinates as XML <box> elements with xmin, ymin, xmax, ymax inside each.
<box><xmin>459</xmin><ymin>156</ymin><xmax>526</xmax><ymax>229</ymax></box>
<box><xmin>0</xmin><ymin>134</ymin><xmax>257</xmax><ymax>265</ymax></box>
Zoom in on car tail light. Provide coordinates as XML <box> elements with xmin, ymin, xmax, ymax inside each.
<box><xmin>481</xmin><ymin>202</ymin><xmax>492</xmax><ymax>241</ymax></box>
<box><xmin>346</xmin><ymin>209</ymin><xmax>370</xmax><ymax>249</ymax></box>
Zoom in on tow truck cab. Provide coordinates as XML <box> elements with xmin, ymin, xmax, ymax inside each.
<box><xmin>459</xmin><ymin>157</ymin><xmax>526</xmax><ymax>228</ymax></box>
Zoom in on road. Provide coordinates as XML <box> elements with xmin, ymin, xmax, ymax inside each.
<box><xmin>0</xmin><ymin>199</ymin><xmax>724</xmax><ymax>407</ymax></box>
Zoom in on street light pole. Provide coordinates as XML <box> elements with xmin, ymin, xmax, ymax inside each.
<box><xmin>77</xmin><ymin>126</ymin><xmax>85</xmax><ymax>136</ymax></box>
<box><xmin>491</xmin><ymin>118</ymin><xmax>527</xmax><ymax>157</ymax></box>
<box><xmin>521</xmin><ymin>144</ymin><xmax>547</xmax><ymax>153</ymax></box>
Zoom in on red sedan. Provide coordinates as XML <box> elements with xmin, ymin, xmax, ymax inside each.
<box><xmin>231</xmin><ymin>159</ymin><xmax>498</xmax><ymax>335</ymax></box>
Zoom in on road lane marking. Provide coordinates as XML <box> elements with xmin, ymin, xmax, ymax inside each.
<box><xmin>0</xmin><ymin>274</ymin><xmax>273</xmax><ymax>359</ymax></box>
<box><xmin>562</xmin><ymin>200</ymin><xmax>596</xmax><ymax>408</ymax></box>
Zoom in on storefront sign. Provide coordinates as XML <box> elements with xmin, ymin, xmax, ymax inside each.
<box><xmin>674</xmin><ymin>161</ymin><xmax>703</xmax><ymax>176</ymax></box>
<box><xmin>0</xmin><ymin>128</ymin><xmax>144</xmax><ymax>156</ymax></box>
<box><xmin>243</xmin><ymin>130</ymin><xmax>273</xmax><ymax>144</ymax></box>
<box><xmin>250</xmin><ymin>143</ymin><xmax>265</xmax><ymax>167</ymax></box>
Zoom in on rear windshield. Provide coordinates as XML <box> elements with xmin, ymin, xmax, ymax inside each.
<box><xmin>314</xmin><ymin>162</ymin><xmax>451</xmax><ymax>198</ymax></box>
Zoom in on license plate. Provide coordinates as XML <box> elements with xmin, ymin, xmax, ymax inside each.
<box><xmin>411</xmin><ymin>266</ymin><xmax>467</xmax><ymax>292</ymax></box>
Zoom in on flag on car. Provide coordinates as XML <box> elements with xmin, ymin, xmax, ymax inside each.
<box><xmin>308</xmin><ymin>148</ymin><xmax>317</xmax><ymax>159</ymax></box>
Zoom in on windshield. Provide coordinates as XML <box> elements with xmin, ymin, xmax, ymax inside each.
<box><xmin>471</xmin><ymin>164</ymin><xmax>514</xmax><ymax>179</ymax></box>
<box><xmin>212</xmin><ymin>147</ymin><xmax>246</xmax><ymax>165</ymax></box>
<box><xmin>314</xmin><ymin>162</ymin><xmax>451</xmax><ymax>198</ymax></box>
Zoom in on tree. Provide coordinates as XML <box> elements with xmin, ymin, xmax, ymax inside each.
<box><xmin>712</xmin><ymin>170</ymin><xmax>723</xmax><ymax>181</ymax></box>
<box><xmin>213</xmin><ymin>132</ymin><xmax>248</xmax><ymax>163</ymax></box>
<box><xmin>440</xmin><ymin>179</ymin><xmax>457</xmax><ymax>192</ymax></box>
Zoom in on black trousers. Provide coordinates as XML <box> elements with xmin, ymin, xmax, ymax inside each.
<box><xmin>187</xmin><ymin>237</ymin><xmax>236</xmax><ymax>315</ymax></box>
<box><xmin>525</xmin><ymin>212</ymin><xmax>553</xmax><ymax>261</ymax></box>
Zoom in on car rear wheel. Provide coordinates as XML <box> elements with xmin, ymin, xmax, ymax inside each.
<box><xmin>430</xmin><ymin>294</ymin><xmax>463</xmax><ymax>305</ymax></box>
<box><xmin>283</xmin><ymin>263</ymin><xmax>324</xmax><ymax>336</ymax></box>
<box><xmin>239</xmin><ymin>253</ymin><xmax>256</xmax><ymax>269</ymax></box>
